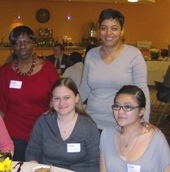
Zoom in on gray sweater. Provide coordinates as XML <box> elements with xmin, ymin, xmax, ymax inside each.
<box><xmin>25</xmin><ymin>113</ymin><xmax>100</xmax><ymax>172</ymax></box>
<box><xmin>79</xmin><ymin>45</ymin><xmax>150</xmax><ymax>130</ymax></box>
<box><xmin>100</xmin><ymin>126</ymin><xmax>170</xmax><ymax>171</ymax></box>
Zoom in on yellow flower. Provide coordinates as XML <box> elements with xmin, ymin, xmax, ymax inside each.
<box><xmin>0</xmin><ymin>157</ymin><xmax>12</xmax><ymax>172</ymax></box>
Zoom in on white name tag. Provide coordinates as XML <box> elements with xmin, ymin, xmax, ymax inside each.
<box><xmin>67</xmin><ymin>143</ymin><xmax>81</xmax><ymax>153</ymax></box>
<box><xmin>61</xmin><ymin>64</ymin><xmax>65</xmax><ymax>69</ymax></box>
<box><xmin>127</xmin><ymin>164</ymin><xmax>141</xmax><ymax>172</ymax></box>
<box><xmin>9</xmin><ymin>80</ymin><xmax>22</xmax><ymax>89</ymax></box>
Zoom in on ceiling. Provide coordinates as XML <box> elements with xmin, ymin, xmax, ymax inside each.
<box><xmin>54</xmin><ymin>0</ymin><xmax>155</xmax><ymax>3</ymax></box>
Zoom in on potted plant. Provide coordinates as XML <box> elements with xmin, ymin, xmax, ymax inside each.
<box><xmin>149</xmin><ymin>48</ymin><xmax>160</xmax><ymax>60</ymax></box>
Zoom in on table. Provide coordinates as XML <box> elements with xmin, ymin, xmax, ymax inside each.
<box><xmin>146</xmin><ymin>60</ymin><xmax>170</xmax><ymax>85</ymax></box>
<box><xmin>12</xmin><ymin>161</ymin><xmax>74</xmax><ymax>172</ymax></box>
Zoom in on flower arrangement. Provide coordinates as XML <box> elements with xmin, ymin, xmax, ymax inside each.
<box><xmin>149</xmin><ymin>48</ymin><xmax>160</xmax><ymax>60</ymax></box>
<box><xmin>88</xmin><ymin>22</ymin><xmax>98</xmax><ymax>31</ymax></box>
<box><xmin>0</xmin><ymin>153</ymin><xmax>12</xmax><ymax>172</ymax></box>
<box><xmin>62</xmin><ymin>36</ymin><xmax>73</xmax><ymax>46</ymax></box>
<box><xmin>81</xmin><ymin>21</ymin><xmax>100</xmax><ymax>46</ymax></box>
<box><xmin>39</xmin><ymin>27</ymin><xmax>51</xmax><ymax>36</ymax></box>
<box><xmin>149</xmin><ymin>48</ymin><xmax>160</xmax><ymax>53</ymax></box>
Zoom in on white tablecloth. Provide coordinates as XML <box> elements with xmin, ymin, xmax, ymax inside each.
<box><xmin>146</xmin><ymin>60</ymin><xmax>170</xmax><ymax>85</ymax></box>
<box><xmin>12</xmin><ymin>161</ymin><xmax>74</xmax><ymax>172</ymax></box>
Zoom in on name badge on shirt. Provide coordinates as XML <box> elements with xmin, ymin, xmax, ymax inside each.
<box><xmin>67</xmin><ymin>143</ymin><xmax>81</xmax><ymax>153</ymax></box>
<box><xmin>9</xmin><ymin>80</ymin><xmax>22</xmax><ymax>89</ymax></box>
<box><xmin>127</xmin><ymin>164</ymin><xmax>141</xmax><ymax>172</ymax></box>
<box><xmin>61</xmin><ymin>64</ymin><xmax>65</xmax><ymax>69</ymax></box>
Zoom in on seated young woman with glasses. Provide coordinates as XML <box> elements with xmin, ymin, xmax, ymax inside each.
<box><xmin>100</xmin><ymin>85</ymin><xmax>170</xmax><ymax>172</ymax></box>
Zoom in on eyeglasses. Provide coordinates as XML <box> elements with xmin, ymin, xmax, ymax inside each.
<box><xmin>111</xmin><ymin>104</ymin><xmax>140</xmax><ymax>112</ymax></box>
<box><xmin>14</xmin><ymin>40</ymin><xmax>33</xmax><ymax>47</ymax></box>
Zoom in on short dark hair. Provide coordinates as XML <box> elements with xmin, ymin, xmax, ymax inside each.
<box><xmin>69</xmin><ymin>52</ymin><xmax>82</xmax><ymax>64</ymax></box>
<box><xmin>54</xmin><ymin>43</ymin><xmax>64</xmax><ymax>51</ymax></box>
<box><xmin>98</xmin><ymin>9</ymin><xmax>124</xmax><ymax>30</ymax></box>
<box><xmin>9</xmin><ymin>25</ymin><xmax>35</xmax><ymax>45</ymax></box>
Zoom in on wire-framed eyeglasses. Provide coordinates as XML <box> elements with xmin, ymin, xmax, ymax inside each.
<box><xmin>14</xmin><ymin>40</ymin><xmax>33</xmax><ymax>47</ymax></box>
<box><xmin>111</xmin><ymin>104</ymin><xmax>141</xmax><ymax>112</ymax></box>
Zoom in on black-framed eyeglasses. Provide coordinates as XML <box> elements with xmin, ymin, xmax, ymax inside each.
<box><xmin>111</xmin><ymin>104</ymin><xmax>140</xmax><ymax>112</ymax></box>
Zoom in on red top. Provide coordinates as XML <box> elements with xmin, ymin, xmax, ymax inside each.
<box><xmin>0</xmin><ymin>61</ymin><xmax>59</xmax><ymax>141</ymax></box>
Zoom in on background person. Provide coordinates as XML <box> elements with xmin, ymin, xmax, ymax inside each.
<box><xmin>25</xmin><ymin>78</ymin><xmax>100</xmax><ymax>172</ymax></box>
<box><xmin>46</xmin><ymin>43</ymin><xmax>70</xmax><ymax>75</ymax></box>
<box><xmin>83</xmin><ymin>44</ymin><xmax>97</xmax><ymax>63</ymax></box>
<box><xmin>63</xmin><ymin>52</ymin><xmax>83</xmax><ymax>87</ymax></box>
<box><xmin>0</xmin><ymin>25</ymin><xmax>59</xmax><ymax>161</ymax></box>
<box><xmin>100</xmin><ymin>85</ymin><xmax>170</xmax><ymax>172</ymax></box>
<box><xmin>79</xmin><ymin>8</ymin><xmax>150</xmax><ymax>132</ymax></box>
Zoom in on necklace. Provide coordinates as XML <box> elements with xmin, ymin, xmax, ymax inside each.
<box><xmin>14</xmin><ymin>57</ymin><xmax>36</xmax><ymax>76</ymax></box>
<box><xmin>119</xmin><ymin>127</ymin><xmax>143</xmax><ymax>156</ymax></box>
<box><xmin>124</xmin><ymin>133</ymin><xmax>139</xmax><ymax>148</ymax></box>
<box><xmin>58</xmin><ymin>113</ymin><xmax>78</xmax><ymax>134</ymax></box>
<box><xmin>62</xmin><ymin>119</ymin><xmax>76</xmax><ymax>134</ymax></box>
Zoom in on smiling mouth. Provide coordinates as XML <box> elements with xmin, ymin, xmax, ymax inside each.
<box><xmin>105</xmin><ymin>37</ymin><xmax>115</xmax><ymax>42</ymax></box>
<box><xmin>59</xmin><ymin>106</ymin><xmax>67</xmax><ymax>109</ymax></box>
<box><xmin>118</xmin><ymin>116</ymin><xmax>126</xmax><ymax>119</ymax></box>
<box><xmin>20</xmin><ymin>51</ymin><xmax>27</xmax><ymax>55</ymax></box>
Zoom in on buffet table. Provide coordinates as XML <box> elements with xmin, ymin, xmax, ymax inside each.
<box><xmin>146</xmin><ymin>60</ymin><xmax>170</xmax><ymax>85</ymax></box>
<box><xmin>12</xmin><ymin>161</ymin><xmax>74</xmax><ymax>172</ymax></box>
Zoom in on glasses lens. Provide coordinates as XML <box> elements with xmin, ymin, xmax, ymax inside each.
<box><xmin>112</xmin><ymin>105</ymin><xmax>120</xmax><ymax>110</ymax></box>
<box><xmin>112</xmin><ymin>105</ymin><xmax>139</xmax><ymax>112</ymax></box>
<box><xmin>122</xmin><ymin>105</ymin><xmax>132</xmax><ymax>112</ymax></box>
<box><xmin>15</xmin><ymin>40</ymin><xmax>32</xmax><ymax>47</ymax></box>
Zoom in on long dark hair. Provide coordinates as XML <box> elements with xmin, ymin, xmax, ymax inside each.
<box><xmin>50</xmin><ymin>78</ymin><xmax>89</xmax><ymax>117</ymax></box>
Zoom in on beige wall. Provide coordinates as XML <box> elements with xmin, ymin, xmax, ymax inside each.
<box><xmin>0</xmin><ymin>0</ymin><xmax>169</xmax><ymax>49</ymax></box>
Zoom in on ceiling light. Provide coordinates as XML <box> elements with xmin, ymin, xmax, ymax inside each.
<box><xmin>128</xmin><ymin>0</ymin><xmax>138</xmax><ymax>2</ymax></box>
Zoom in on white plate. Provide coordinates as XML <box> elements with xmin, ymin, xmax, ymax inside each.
<box><xmin>31</xmin><ymin>165</ymin><xmax>50</xmax><ymax>172</ymax></box>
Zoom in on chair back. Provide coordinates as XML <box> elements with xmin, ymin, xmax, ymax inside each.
<box><xmin>163</xmin><ymin>65</ymin><xmax>170</xmax><ymax>88</ymax></box>
<box><xmin>155</xmin><ymin>81</ymin><xmax>170</xmax><ymax>103</ymax></box>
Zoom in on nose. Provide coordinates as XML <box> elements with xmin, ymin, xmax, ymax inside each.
<box><xmin>59</xmin><ymin>98</ymin><xmax>65</xmax><ymax>105</ymax></box>
<box><xmin>118</xmin><ymin>107</ymin><xmax>124</xmax><ymax>112</ymax></box>
<box><xmin>106</xmin><ymin>28</ymin><xmax>112</xmax><ymax>35</ymax></box>
<box><xmin>20</xmin><ymin>42</ymin><xmax>26</xmax><ymax>48</ymax></box>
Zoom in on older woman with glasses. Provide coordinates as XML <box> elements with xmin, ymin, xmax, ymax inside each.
<box><xmin>100</xmin><ymin>85</ymin><xmax>170</xmax><ymax>172</ymax></box>
<box><xmin>0</xmin><ymin>25</ymin><xmax>59</xmax><ymax>161</ymax></box>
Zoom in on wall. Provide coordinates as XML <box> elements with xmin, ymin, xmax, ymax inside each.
<box><xmin>0</xmin><ymin>0</ymin><xmax>169</xmax><ymax>49</ymax></box>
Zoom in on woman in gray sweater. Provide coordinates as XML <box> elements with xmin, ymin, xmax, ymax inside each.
<box><xmin>25</xmin><ymin>78</ymin><xmax>100</xmax><ymax>172</ymax></box>
<box><xmin>100</xmin><ymin>85</ymin><xmax>170</xmax><ymax>172</ymax></box>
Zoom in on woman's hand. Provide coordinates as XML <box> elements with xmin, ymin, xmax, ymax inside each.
<box><xmin>142</xmin><ymin>122</ymin><xmax>159</xmax><ymax>132</ymax></box>
<box><xmin>43</xmin><ymin>110</ymin><xmax>50</xmax><ymax>114</ymax></box>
